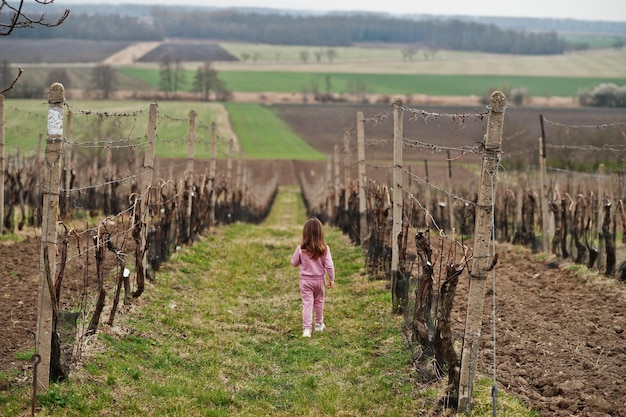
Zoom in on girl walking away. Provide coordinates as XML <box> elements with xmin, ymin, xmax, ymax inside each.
<box><xmin>291</xmin><ymin>217</ymin><xmax>335</xmax><ymax>338</ymax></box>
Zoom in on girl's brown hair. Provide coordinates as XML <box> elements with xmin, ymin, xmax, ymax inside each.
<box><xmin>300</xmin><ymin>217</ymin><xmax>327</xmax><ymax>259</ymax></box>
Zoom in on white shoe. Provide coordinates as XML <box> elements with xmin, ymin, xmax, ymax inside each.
<box><xmin>302</xmin><ymin>328</ymin><xmax>311</xmax><ymax>337</ymax></box>
<box><xmin>314</xmin><ymin>323</ymin><xmax>325</xmax><ymax>332</ymax></box>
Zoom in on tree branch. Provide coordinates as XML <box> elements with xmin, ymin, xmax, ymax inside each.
<box><xmin>0</xmin><ymin>67</ymin><xmax>23</xmax><ymax>94</ymax></box>
<box><xmin>0</xmin><ymin>0</ymin><xmax>70</xmax><ymax>36</ymax></box>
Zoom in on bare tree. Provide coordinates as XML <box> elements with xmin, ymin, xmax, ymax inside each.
<box><xmin>299</xmin><ymin>50</ymin><xmax>309</xmax><ymax>64</ymax></box>
<box><xmin>192</xmin><ymin>61</ymin><xmax>217</xmax><ymax>101</ymax></box>
<box><xmin>326</xmin><ymin>49</ymin><xmax>337</xmax><ymax>63</ymax></box>
<box><xmin>91</xmin><ymin>64</ymin><xmax>116</xmax><ymax>99</ymax></box>
<box><xmin>0</xmin><ymin>1</ymin><xmax>69</xmax><ymax>93</ymax></box>
<box><xmin>46</xmin><ymin>68</ymin><xmax>71</xmax><ymax>91</ymax></box>
<box><xmin>159</xmin><ymin>55</ymin><xmax>178</xmax><ymax>99</ymax></box>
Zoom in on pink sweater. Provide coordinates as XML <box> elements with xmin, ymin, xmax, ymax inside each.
<box><xmin>291</xmin><ymin>245</ymin><xmax>335</xmax><ymax>283</ymax></box>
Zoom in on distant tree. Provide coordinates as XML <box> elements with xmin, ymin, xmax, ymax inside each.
<box><xmin>326</xmin><ymin>49</ymin><xmax>337</xmax><ymax>63</ymax></box>
<box><xmin>241</xmin><ymin>53</ymin><xmax>251</xmax><ymax>63</ymax></box>
<box><xmin>213</xmin><ymin>78</ymin><xmax>231</xmax><ymax>101</ymax></box>
<box><xmin>510</xmin><ymin>87</ymin><xmax>530</xmax><ymax>106</ymax></box>
<box><xmin>346</xmin><ymin>78</ymin><xmax>367</xmax><ymax>102</ymax></box>
<box><xmin>91</xmin><ymin>64</ymin><xmax>116</xmax><ymax>99</ymax></box>
<box><xmin>299</xmin><ymin>50</ymin><xmax>309</xmax><ymax>64</ymax></box>
<box><xmin>314</xmin><ymin>50</ymin><xmax>323</xmax><ymax>63</ymax></box>
<box><xmin>172</xmin><ymin>58</ymin><xmax>186</xmax><ymax>96</ymax></box>
<box><xmin>159</xmin><ymin>55</ymin><xmax>174</xmax><ymax>98</ymax></box>
<box><xmin>613</xmin><ymin>39</ymin><xmax>625</xmax><ymax>50</ymax></box>
<box><xmin>46</xmin><ymin>68</ymin><xmax>71</xmax><ymax>90</ymax></box>
<box><xmin>325</xmin><ymin>75</ymin><xmax>332</xmax><ymax>94</ymax></box>
<box><xmin>309</xmin><ymin>79</ymin><xmax>320</xmax><ymax>96</ymax></box>
<box><xmin>0</xmin><ymin>60</ymin><xmax>14</xmax><ymax>89</ymax></box>
<box><xmin>401</xmin><ymin>47</ymin><xmax>417</xmax><ymax>61</ymax></box>
<box><xmin>192</xmin><ymin>61</ymin><xmax>218</xmax><ymax>101</ymax></box>
<box><xmin>578</xmin><ymin>83</ymin><xmax>626</xmax><ymax>107</ymax></box>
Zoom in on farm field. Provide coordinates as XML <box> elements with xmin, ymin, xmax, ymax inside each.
<box><xmin>2</xmin><ymin>99</ymin><xmax>234</xmax><ymax>160</ymax></box>
<box><xmin>2</xmin><ymin>40</ymin><xmax>625</xmax><ymax>103</ymax></box>
<box><xmin>120</xmin><ymin>67</ymin><xmax>625</xmax><ymax>98</ymax></box>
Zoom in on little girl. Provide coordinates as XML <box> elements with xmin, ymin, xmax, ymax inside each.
<box><xmin>291</xmin><ymin>217</ymin><xmax>335</xmax><ymax>337</ymax></box>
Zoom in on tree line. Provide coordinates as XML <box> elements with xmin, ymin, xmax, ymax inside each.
<box><xmin>4</xmin><ymin>7</ymin><xmax>568</xmax><ymax>55</ymax></box>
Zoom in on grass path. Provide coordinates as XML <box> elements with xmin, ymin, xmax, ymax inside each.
<box><xmin>1</xmin><ymin>186</ymin><xmax>532</xmax><ymax>416</ymax></box>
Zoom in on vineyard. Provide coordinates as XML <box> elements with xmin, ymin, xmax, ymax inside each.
<box><xmin>1</xmin><ymin>84</ymin><xmax>626</xmax><ymax>416</ymax></box>
<box><xmin>290</xmin><ymin>95</ymin><xmax>626</xmax><ymax>415</ymax></box>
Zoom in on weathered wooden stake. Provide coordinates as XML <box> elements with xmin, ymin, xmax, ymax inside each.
<box><xmin>539</xmin><ymin>114</ymin><xmax>550</xmax><ymax>252</ymax></box>
<box><xmin>326</xmin><ymin>155</ymin><xmax>333</xmax><ymax>221</ymax></box>
<box><xmin>0</xmin><ymin>94</ymin><xmax>4</xmax><ymax>236</ymax></box>
<box><xmin>36</xmin><ymin>83</ymin><xmax>65</xmax><ymax>390</ymax></box>
<box><xmin>333</xmin><ymin>144</ymin><xmax>340</xmax><ymax>222</ymax></box>
<box><xmin>447</xmin><ymin>150</ymin><xmax>455</xmax><ymax>232</ymax></box>
<box><xmin>357</xmin><ymin>111</ymin><xmax>367</xmax><ymax>246</ymax></box>
<box><xmin>391</xmin><ymin>98</ymin><xmax>404</xmax><ymax>313</ymax></box>
<box><xmin>458</xmin><ymin>91</ymin><xmax>506</xmax><ymax>412</ymax></box>
<box><xmin>343</xmin><ymin>130</ymin><xmax>351</xmax><ymax>211</ymax></box>
<box><xmin>596</xmin><ymin>163</ymin><xmax>605</xmax><ymax>270</ymax></box>
<box><xmin>140</xmin><ymin>102</ymin><xmax>157</xmax><ymax>280</ymax></box>
<box><xmin>209</xmin><ymin>121</ymin><xmax>217</xmax><ymax>226</ymax></box>
<box><xmin>186</xmin><ymin>110</ymin><xmax>196</xmax><ymax>239</ymax></box>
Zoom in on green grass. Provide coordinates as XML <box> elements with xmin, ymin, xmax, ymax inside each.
<box><xmin>3</xmin><ymin>99</ymin><xmax>316</xmax><ymax>160</ymax></box>
<box><xmin>0</xmin><ymin>186</ymin><xmax>534</xmax><ymax>416</ymax></box>
<box><xmin>224</xmin><ymin>102</ymin><xmax>325</xmax><ymax>160</ymax></box>
<box><xmin>118</xmin><ymin>67</ymin><xmax>625</xmax><ymax>98</ymax></box>
<box><xmin>218</xmin><ymin>72</ymin><xmax>626</xmax><ymax>97</ymax></box>
<box><xmin>2</xmin><ymin>99</ymin><xmax>219</xmax><ymax>158</ymax></box>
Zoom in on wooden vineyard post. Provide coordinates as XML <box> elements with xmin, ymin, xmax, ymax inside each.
<box><xmin>225</xmin><ymin>138</ymin><xmax>233</xmax><ymax>211</ymax></box>
<box><xmin>343</xmin><ymin>130</ymin><xmax>350</xmax><ymax>211</ymax></box>
<box><xmin>0</xmin><ymin>94</ymin><xmax>4</xmax><ymax>236</ymax></box>
<box><xmin>357</xmin><ymin>111</ymin><xmax>367</xmax><ymax>246</ymax></box>
<box><xmin>227</xmin><ymin>138</ymin><xmax>234</xmax><ymax>186</ymax></box>
<box><xmin>326</xmin><ymin>156</ymin><xmax>333</xmax><ymax>221</ymax></box>
<box><xmin>391</xmin><ymin>98</ymin><xmax>404</xmax><ymax>313</ymax></box>
<box><xmin>186</xmin><ymin>110</ymin><xmax>196</xmax><ymax>240</ymax></box>
<box><xmin>458</xmin><ymin>91</ymin><xmax>506</xmax><ymax>412</ymax></box>
<box><xmin>137</xmin><ymin>102</ymin><xmax>156</xmax><ymax>290</ymax></box>
<box><xmin>333</xmin><ymin>144</ymin><xmax>340</xmax><ymax>222</ymax></box>
<box><xmin>36</xmin><ymin>83</ymin><xmax>65</xmax><ymax>390</ymax></box>
<box><xmin>596</xmin><ymin>163</ymin><xmax>605</xmax><ymax>271</ymax></box>
<box><xmin>447</xmin><ymin>151</ymin><xmax>455</xmax><ymax>232</ymax></box>
<box><xmin>539</xmin><ymin>115</ymin><xmax>550</xmax><ymax>253</ymax></box>
<box><xmin>209</xmin><ymin>121</ymin><xmax>217</xmax><ymax>226</ymax></box>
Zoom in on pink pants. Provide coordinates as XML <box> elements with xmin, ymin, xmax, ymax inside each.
<box><xmin>300</xmin><ymin>278</ymin><xmax>325</xmax><ymax>330</ymax></box>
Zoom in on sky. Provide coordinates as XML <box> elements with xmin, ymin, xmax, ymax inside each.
<box><xmin>66</xmin><ymin>0</ymin><xmax>626</xmax><ymax>22</ymax></box>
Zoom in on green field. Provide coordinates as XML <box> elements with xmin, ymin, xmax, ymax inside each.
<box><xmin>119</xmin><ymin>68</ymin><xmax>625</xmax><ymax>98</ymax></box>
<box><xmin>224</xmin><ymin>102</ymin><xmax>325</xmax><ymax>160</ymax></box>
<box><xmin>2</xmin><ymin>99</ymin><xmax>325</xmax><ymax>161</ymax></box>
<box><xmin>2</xmin><ymin>99</ymin><xmax>218</xmax><ymax>158</ymax></box>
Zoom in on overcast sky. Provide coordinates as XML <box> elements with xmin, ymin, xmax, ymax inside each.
<box><xmin>66</xmin><ymin>0</ymin><xmax>626</xmax><ymax>22</ymax></box>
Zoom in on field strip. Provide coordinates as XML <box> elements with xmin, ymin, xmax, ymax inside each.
<box><xmin>102</xmin><ymin>41</ymin><xmax>162</xmax><ymax>65</ymax></box>
<box><xmin>211</xmin><ymin>102</ymin><xmax>240</xmax><ymax>153</ymax></box>
<box><xmin>214</xmin><ymin>49</ymin><xmax>626</xmax><ymax>78</ymax></box>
